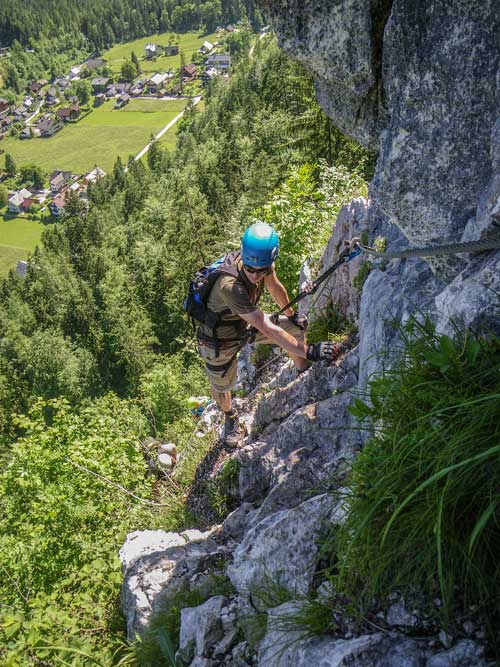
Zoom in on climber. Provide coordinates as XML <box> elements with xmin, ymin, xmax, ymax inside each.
<box><xmin>196</xmin><ymin>221</ymin><xmax>344</xmax><ymax>447</ymax></box>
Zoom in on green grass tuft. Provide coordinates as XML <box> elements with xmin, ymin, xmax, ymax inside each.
<box><xmin>333</xmin><ymin>317</ymin><xmax>500</xmax><ymax>639</ymax></box>
<box><xmin>205</xmin><ymin>458</ymin><xmax>241</xmax><ymax>520</ymax></box>
<box><xmin>307</xmin><ymin>301</ymin><xmax>356</xmax><ymax>345</ymax></box>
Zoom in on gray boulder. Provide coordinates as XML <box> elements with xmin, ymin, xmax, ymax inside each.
<box><xmin>259</xmin><ymin>603</ymin><xmax>490</xmax><ymax>666</ymax></box>
<box><xmin>227</xmin><ymin>494</ymin><xmax>344</xmax><ymax>607</ymax></box>
<box><xmin>259</xmin><ymin>603</ymin><xmax>430</xmax><ymax>667</ymax></box>
<box><xmin>426</xmin><ymin>640</ymin><xmax>488</xmax><ymax>667</ymax></box>
<box><xmin>120</xmin><ymin>528</ymin><xmax>226</xmax><ymax>639</ymax></box>
<box><xmin>176</xmin><ymin>595</ymin><xmax>227</xmax><ymax>665</ymax></box>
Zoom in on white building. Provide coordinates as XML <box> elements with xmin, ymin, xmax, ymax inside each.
<box><xmin>8</xmin><ymin>188</ymin><xmax>33</xmax><ymax>213</ymax></box>
<box><xmin>83</xmin><ymin>167</ymin><xmax>106</xmax><ymax>184</ymax></box>
<box><xmin>200</xmin><ymin>40</ymin><xmax>214</xmax><ymax>54</ymax></box>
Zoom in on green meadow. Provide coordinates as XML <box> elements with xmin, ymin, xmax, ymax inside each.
<box><xmin>1</xmin><ymin>98</ymin><xmax>188</xmax><ymax>175</ymax></box>
<box><xmin>103</xmin><ymin>31</ymin><xmax>218</xmax><ymax>74</ymax></box>
<box><xmin>0</xmin><ymin>211</ymin><xmax>46</xmax><ymax>277</ymax></box>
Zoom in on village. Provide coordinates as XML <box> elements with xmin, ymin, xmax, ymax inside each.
<box><xmin>0</xmin><ymin>29</ymin><xmax>237</xmax><ymax>277</ymax></box>
<box><xmin>0</xmin><ymin>34</ymin><xmax>232</xmax><ymax>141</ymax></box>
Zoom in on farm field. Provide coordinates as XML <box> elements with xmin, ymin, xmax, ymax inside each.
<box><xmin>0</xmin><ymin>211</ymin><xmax>46</xmax><ymax>277</ymax></box>
<box><xmin>0</xmin><ymin>98</ymin><xmax>188</xmax><ymax>175</ymax></box>
<box><xmin>103</xmin><ymin>31</ymin><xmax>218</xmax><ymax>74</ymax></box>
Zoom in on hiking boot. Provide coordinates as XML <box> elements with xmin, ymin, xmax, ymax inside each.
<box><xmin>223</xmin><ymin>409</ymin><xmax>244</xmax><ymax>448</ymax></box>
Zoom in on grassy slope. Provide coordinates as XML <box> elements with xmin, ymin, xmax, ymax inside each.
<box><xmin>0</xmin><ymin>211</ymin><xmax>46</xmax><ymax>276</ymax></box>
<box><xmin>103</xmin><ymin>31</ymin><xmax>218</xmax><ymax>74</ymax></box>
<box><xmin>0</xmin><ymin>98</ymin><xmax>188</xmax><ymax>175</ymax></box>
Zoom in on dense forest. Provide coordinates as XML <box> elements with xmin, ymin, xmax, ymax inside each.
<box><xmin>0</xmin><ymin>35</ymin><xmax>373</xmax><ymax>665</ymax></box>
<box><xmin>0</xmin><ymin>0</ymin><xmax>262</xmax><ymax>47</ymax></box>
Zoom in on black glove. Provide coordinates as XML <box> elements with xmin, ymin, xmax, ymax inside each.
<box><xmin>306</xmin><ymin>341</ymin><xmax>345</xmax><ymax>362</ymax></box>
<box><xmin>288</xmin><ymin>312</ymin><xmax>308</xmax><ymax>331</ymax></box>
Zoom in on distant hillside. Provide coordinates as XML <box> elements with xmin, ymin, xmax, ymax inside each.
<box><xmin>0</xmin><ymin>0</ymin><xmax>263</xmax><ymax>50</ymax></box>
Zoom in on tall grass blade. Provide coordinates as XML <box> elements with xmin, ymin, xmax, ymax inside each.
<box><xmin>157</xmin><ymin>628</ymin><xmax>176</xmax><ymax>667</ymax></box>
<box><xmin>468</xmin><ymin>500</ymin><xmax>498</xmax><ymax>557</ymax></box>
<box><xmin>382</xmin><ymin>444</ymin><xmax>500</xmax><ymax>546</ymax></box>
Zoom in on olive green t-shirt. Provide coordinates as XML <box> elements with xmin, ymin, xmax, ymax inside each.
<box><xmin>200</xmin><ymin>261</ymin><xmax>264</xmax><ymax>340</ymax></box>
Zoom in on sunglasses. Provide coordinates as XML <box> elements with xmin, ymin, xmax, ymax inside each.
<box><xmin>243</xmin><ymin>264</ymin><xmax>273</xmax><ymax>275</ymax></box>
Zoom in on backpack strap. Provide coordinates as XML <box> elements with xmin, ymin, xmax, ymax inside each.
<box><xmin>204</xmin><ymin>250</ymin><xmax>250</xmax><ymax>349</ymax></box>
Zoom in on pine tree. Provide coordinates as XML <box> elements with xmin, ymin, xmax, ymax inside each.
<box><xmin>5</xmin><ymin>153</ymin><xmax>17</xmax><ymax>177</ymax></box>
<box><xmin>64</xmin><ymin>189</ymin><xmax>84</xmax><ymax>218</ymax></box>
<box><xmin>147</xmin><ymin>138</ymin><xmax>161</xmax><ymax>172</ymax></box>
<box><xmin>121</xmin><ymin>60</ymin><xmax>136</xmax><ymax>82</ymax></box>
<box><xmin>131</xmin><ymin>50</ymin><xmax>141</xmax><ymax>76</ymax></box>
<box><xmin>113</xmin><ymin>156</ymin><xmax>126</xmax><ymax>190</ymax></box>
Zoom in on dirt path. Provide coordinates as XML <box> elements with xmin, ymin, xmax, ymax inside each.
<box><xmin>127</xmin><ymin>95</ymin><xmax>201</xmax><ymax>168</ymax></box>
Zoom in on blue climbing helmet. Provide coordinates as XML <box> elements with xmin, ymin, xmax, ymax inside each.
<box><xmin>241</xmin><ymin>222</ymin><xmax>279</xmax><ymax>268</ymax></box>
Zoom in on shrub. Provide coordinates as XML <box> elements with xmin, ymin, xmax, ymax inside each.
<box><xmin>139</xmin><ymin>352</ymin><xmax>208</xmax><ymax>434</ymax></box>
<box><xmin>251</xmin><ymin>343</ymin><xmax>275</xmax><ymax>368</ymax></box>
<box><xmin>206</xmin><ymin>458</ymin><xmax>241</xmax><ymax>520</ymax></box>
<box><xmin>335</xmin><ymin>318</ymin><xmax>500</xmax><ymax>637</ymax></box>
<box><xmin>0</xmin><ymin>395</ymin><xmax>152</xmax><ymax>666</ymax></box>
<box><xmin>307</xmin><ymin>301</ymin><xmax>356</xmax><ymax>345</ymax></box>
<box><xmin>352</xmin><ymin>261</ymin><xmax>371</xmax><ymax>293</ymax></box>
<box><xmin>259</xmin><ymin>162</ymin><xmax>368</xmax><ymax>297</ymax></box>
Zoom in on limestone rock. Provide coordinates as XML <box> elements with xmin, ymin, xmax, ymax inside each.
<box><xmin>261</xmin><ymin>0</ymin><xmax>500</xmax><ymax>279</ymax></box>
<box><xmin>176</xmin><ymin>595</ymin><xmax>227</xmax><ymax>665</ymax></box>
<box><xmin>358</xmin><ymin>252</ymin><xmax>443</xmax><ymax>389</ymax></box>
<box><xmin>187</xmin><ymin>658</ymin><xmax>216</xmax><ymax>667</ymax></box>
<box><xmin>259</xmin><ymin>604</ymin><xmax>430</xmax><ymax>667</ymax></box>
<box><xmin>373</xmin><ymin>1</ymin><xmax>499</xmax><ymax>275</ymax></box>
<box><xmin>227</xmin><ymin>494</ymin><xmax>344</xmax><ymax>606</ymax></box>
<box><xmin>249</xmin><ymin>346</ymin><xmax>359</xmax><ymax>435</ymax></box>
<box><xmin>386</xmin><ymin>598</ymin><xmax>418</xmax><ymax>628</ymax></box>
<box><xmin>426</xmin><ymin>640</ymin><xmax>487</xmax><ymax>667</ymax></box>
<box><xmin>258</xmin><ymin>0</ymin><xmax>387</xmax><ymax>150</ymax></box>
<box><xmin>120</xmin><ymin>529</ymin><xmax>226</xmax><ymax>640</ymax></box>
<box><xmin>159</xmin><ymin>442</ymin><xmax>176</xmax><ymax>455</ymax></box>
<box><xmin>311</xmin><ymin>197</ymin><xmax>370</xmax><ymax>324</ymax></box>
<box><xmin>219</xmin><ymin>502</ymin><xmax>257</xmax><ymax>542</ymax></box>
<box><xmin>247</xmin><ymin>393</ymin><xmax>360</xmax><ymax>525</ymax></box>
<box><xmin>435</xmin><ymin>251</ymin><xmax>500</xmax><ymax>336</ymax></box>
<box><xmin>158</xmin><ymin>452</ymin><xmax>174</xmax><ymax>470</ymax></box>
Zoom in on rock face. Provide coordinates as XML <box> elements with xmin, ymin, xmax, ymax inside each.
<box><xmin>227</xmin><ymin>494</ymin><xmax>344</xmax><ymax>606</ymax></box>
<box><xmin>119</xmin><ymin>528</ymin><xmax>228</xmax><ymax>640</ymax></box>
<box><xmin>260</xmin><ymin>0</ymin><xmax>500</xmax><ymax>317</ymax></box>
<box><xmin>257</xmin><ymin>0</ymin><xmax>389</xmax><ymax>151</ymax></box>
<box><xmin>261</xmin><ymin>1</ymin><xmax>500</xmax><ymax>260</ymax></box>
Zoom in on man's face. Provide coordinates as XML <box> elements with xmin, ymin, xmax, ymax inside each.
<box><xmin>243</xmin><ymin>264</ymin><xmax>272</xmax><ymax>284</ymax></box>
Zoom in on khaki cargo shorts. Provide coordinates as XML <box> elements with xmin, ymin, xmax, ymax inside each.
<box><xmin>198</xmin><ymin>315</ymin><xmax>305</xmax><ymax>392</ymax></box>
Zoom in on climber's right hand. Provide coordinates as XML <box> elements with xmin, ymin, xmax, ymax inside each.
<box><xmin>306</xmin><ymin>341</ymin><xmax>345</xmax><ymax>363</ymax></box>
